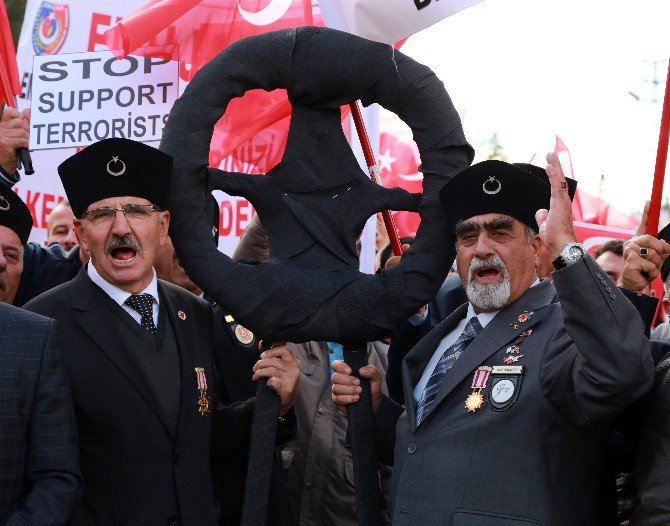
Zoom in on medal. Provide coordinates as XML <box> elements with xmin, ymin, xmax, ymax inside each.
<box><xmin>194</xmin><ymin>367</ymin><xmax>210</xmax><ymax>416</ymax></box>
<box><xmin>465</xmin><ymin>366</ymin><xmax>491</xmax><ymax>413</ymax></box>
<box><xmin>506</xmin><ymin>345</ymin><xmax>520</xmax><ymax>354</ymax></box>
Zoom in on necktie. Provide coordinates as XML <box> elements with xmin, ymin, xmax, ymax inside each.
<box><xmin>416</xmin><ymin>316</ymin><xmax>483</xmax><ymax>425</ymax></box>
<box><xmin>124</xmin><ymin>293</ymin><xmax>156</xmax><ymax>334</ymax></box>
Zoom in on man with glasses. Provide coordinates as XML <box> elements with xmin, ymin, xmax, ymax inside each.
<box><xmin>24</xmin><ymin>138</ymin><xmax>300</xmax><ymax>526</ymax></box>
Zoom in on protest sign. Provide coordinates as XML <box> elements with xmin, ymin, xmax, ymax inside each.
<box><xmin>30</xmin><ymin>50</ymin><xmax>178</xmax><ymax>149</ymax></box>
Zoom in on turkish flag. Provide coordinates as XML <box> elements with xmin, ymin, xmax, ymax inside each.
<box><xmin>104</xmin><ymin>0</ymin><xmax>322</xmax><ymax>173</ymax></box>
<box><xmin>0</xmin><ymin>1</ymin><xmax>21</xmax><ymax>106</ymax></box>
<box><xmin>378</xmin><ymin>132</ymin><xmax>423</xmax><ymax>237</ymax></box>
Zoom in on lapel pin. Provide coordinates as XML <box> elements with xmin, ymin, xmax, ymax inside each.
<box><xmin>177</xmin><ymin>310</ymin><xmax>186</xmax><ymax>320</ymax></box>
<box><xmin>503</xmin><ymin>355</ymin><xmax>523</xmax><ymax>364</ymax></box>
<box><xmin>506</xmin><ymin>345</ymin><xmax>520</xmax><ymax>354</ymax></box>
<box><xmin>510</xmin><ymin>311</ymin><xmax>534</xmax><ymax>330</ymax></box>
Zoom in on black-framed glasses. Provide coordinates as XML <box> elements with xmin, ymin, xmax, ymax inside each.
<box><xmin>80</xmin><ymin>204</ymin><xmax>161</xmax><ymax>225</ymax></box>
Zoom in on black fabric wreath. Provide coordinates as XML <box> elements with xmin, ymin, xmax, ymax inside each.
<box><xmin>161</xmin><ymin>26</ymin><xmax>474</xmax><ymax>343</ymax></box>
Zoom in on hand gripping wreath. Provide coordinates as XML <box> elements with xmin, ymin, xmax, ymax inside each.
<box><xmin>160</xmin><ymin>27</ymin><xmax>474</xmax><ymax>344</ymax></box>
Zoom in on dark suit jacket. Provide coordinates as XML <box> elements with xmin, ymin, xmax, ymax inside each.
<box><xmin>24</xmin><ymin>268</ymin><xmax>257</xmax><ymax>526</ymax></box>
<box><xmin>0</xmin><ymin>303</ymin><xmax>81</xmax><ymax>525</ymax></box>
<box><xmin>14</xmin><ymin>243</ymin><xmax>82</xmax><ymax>307</ymax></box>
<box><xmin>372</xmin><ymin>256</ymin><xmax>653</xmax><ymax>526</ymax></box>
<box><xmin>630</xmin><ymin>351</ymin><xmax>670</xmax><ymax>525</ymax></box>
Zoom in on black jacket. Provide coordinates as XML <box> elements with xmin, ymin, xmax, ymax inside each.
<box><xmin>24</xmin><ymin>268</ymin><xmax>257</xmax><ymax>526</ymax></box>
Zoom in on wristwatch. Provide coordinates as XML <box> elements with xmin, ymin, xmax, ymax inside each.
<box><xmin>552</xmin><ymin>242</ymin><xmax>586</xmax><ymax>270</ymax></box>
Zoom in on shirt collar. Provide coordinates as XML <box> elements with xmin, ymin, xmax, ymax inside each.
<box><xmin>87</xmin><ymin>260</ymin><xmax>159</xmax><ymax>308</ymax></box>
<box><xmin>465</xmin><ymin>277</ymin><xmax>541</xmax><ymax>328</ymax></box>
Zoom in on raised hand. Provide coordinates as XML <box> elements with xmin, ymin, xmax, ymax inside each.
<box><xmin>535</xmin><ymin>152</ymin><xmax>577</xmax><ymax>259</ymax></box>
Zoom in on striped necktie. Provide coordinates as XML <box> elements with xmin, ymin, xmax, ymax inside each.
<box><xmin>416</xmin><ymin>316</ymin><xmax>483</xmax><ymax>426</ymax></box>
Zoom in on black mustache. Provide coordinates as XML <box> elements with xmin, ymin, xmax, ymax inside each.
<box><xmin>104</xmin><ymin>235</ymin><xmax>142</xmax><ymax>254</ymax></box>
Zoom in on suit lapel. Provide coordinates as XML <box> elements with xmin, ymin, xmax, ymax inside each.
<box><xmin>422</xmin><ymin>280</ymin><xmax>557</xmax><ymax>426</ymax></box>
<box><xmin>159</xmin><ymin>282</ymin><xmax>198</xmax><ymax>441</ymax></box>
<box><xmin>69</xmin><ymin>267</ymin><xmax>173</xmax><ymax>436</ymax></box>
<box><xmin>402</xmin><ymin>303</ymin><xmax>469</xmax><ymax>427</ymax></box>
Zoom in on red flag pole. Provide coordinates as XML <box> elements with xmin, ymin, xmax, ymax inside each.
<box><xmin>647</xmin><ymin>59</ymin><xmax>670</xmax><ymax>236</ymax></box>
<box><xmin>349</xmin><ymin>101</ymin><xmax>403</xmax><ymax>256</ymax></box>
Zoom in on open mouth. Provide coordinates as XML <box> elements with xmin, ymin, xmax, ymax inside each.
<box><xmin>110</xmin><ymin>246</ymin><xmax>137</xmax><ymax>262</ymax></box>
<box><xmin>473</xmin><ymin>266</ymin><xmax>501</xmax><ymax>283</ymax></box>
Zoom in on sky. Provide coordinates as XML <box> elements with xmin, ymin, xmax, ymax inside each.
<box><xmin>380</xmin><ymin>0</ymin><xmax>670</xmax><ymax>217</ymax></box>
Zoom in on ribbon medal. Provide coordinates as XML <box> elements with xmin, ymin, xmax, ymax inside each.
<box><xmin>465</xmin><ymin>366</ymin><xmax>492</xmax><ymax>413</ymax></box>
<box><xmin>194</xmin><ymin>367</ymin><xmax>210</xmax><ymax>416</ymax></box>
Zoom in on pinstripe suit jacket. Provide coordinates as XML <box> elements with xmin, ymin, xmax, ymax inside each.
<box><xmin>0</xmin><ymin>302</ymin><xmax>81</xmax><ymax>525</ymax></box>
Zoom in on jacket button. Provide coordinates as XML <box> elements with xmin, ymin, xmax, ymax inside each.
<box><xmin>167</xmin><ymin>516</ymin><xmax>179</xmax><ymax>526</ymax></box>
<box><xmin>305</xmin><ymin>482</ymin><xmax>313</xmax><ymax>489</ymax></box>
<box><xmin>173</xmin><ymin>454</ymin><xmax>181</xmax><ymax>465</ymax></box>
<box><xmin>407</xmin><ymin>443</ymin><xmax>417</xmax><ymax>454</ymax></box>
<box><xmin>610</xmin><ymin>293</ymin><xmax>617</xmax><ymax>300</ymax></box>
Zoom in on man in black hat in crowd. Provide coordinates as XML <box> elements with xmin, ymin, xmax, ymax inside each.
<box><xmin>0</xmin><ymin>186</ymin><xmax>81</xmax><ymax>525</ymax></box>
<box><xmin>0</xmin><ymin>106</ymin><xmax>84</xmax><ymax>306</ymax></box>
<box><xmin>24</xmin><ymin>137</ymin><xmax>300</xmax><ymax>526</ymax></box>
<box><xmin>332</xmin><ymin>153</ymin><xmax>652</xmax><ymax>525</ymax></box>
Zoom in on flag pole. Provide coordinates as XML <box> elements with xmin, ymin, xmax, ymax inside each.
<box><xmin>350</xmin><ymin>101</ymin><xmax>403</xmax><ymax>256</ymax></box>
<box><xmin>647</xmin><ymin>59</ymin><xmax>670</xmax><ymax>236</ymax></box>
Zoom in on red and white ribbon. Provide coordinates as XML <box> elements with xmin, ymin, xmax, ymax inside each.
<box><xmin>471</xmin><ymin>366</ymin><xmax>492</xmax><ymax>389</ymax></box>
<box><xmin>195</xmin><ymin>367</ymin><xmax>207</xmax><ymax>391</ymax></box>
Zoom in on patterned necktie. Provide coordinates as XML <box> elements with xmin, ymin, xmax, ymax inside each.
<box><xmin>416</xmin><ymin>316</ymin><xmax>483</xmax><ymax>426</ymax></box>
<box><xmin>124</xmin><ymin>293</ymin><xmax>156</xmax><ymax>334</ymax></box>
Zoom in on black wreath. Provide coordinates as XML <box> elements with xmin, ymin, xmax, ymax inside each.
<box><xmin>160</xmin><ymin>27</ymin><xmax>473</xmax><ymax>344</ymax></box>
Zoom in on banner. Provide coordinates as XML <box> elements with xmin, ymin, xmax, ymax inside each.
<box><xmin>15</xmin><ymin>0</ymin><xmax>255</xmax><ymax>250</ymax></box>
<box><xmin>30</xmin><ymin>51</ymin><xmax>178</xmax><ymax>149</ymax></box>
<box><xmin>319</xmin><ymin>0</ymin><xmax>484</xmax><ymax>44</ymax></box>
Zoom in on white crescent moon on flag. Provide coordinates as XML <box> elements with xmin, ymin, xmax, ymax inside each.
<box><xmin>397</xmin><ymin>172</ymin><xmax>424</xmax><ymax>182</ymax></box>
<box><xmin>237</xmin><ymin>0</ymin><xmax>294</xmax><ymax>26</ymax></box>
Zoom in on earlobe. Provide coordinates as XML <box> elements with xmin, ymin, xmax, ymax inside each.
<box><xmin>73</xmin><ymin>221</ymin><xmax>89</xmax><ymax>252</ymax></box>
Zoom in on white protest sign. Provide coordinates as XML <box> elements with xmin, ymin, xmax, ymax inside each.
<box><xmin>29</xmin><ymin>50</ymin><xmax>178</xmax><ymax>150</ymax></box>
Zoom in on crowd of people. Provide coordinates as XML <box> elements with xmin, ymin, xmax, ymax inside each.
<box><xmin>2</xmin><ymin>88</ymin><xmax>670</xmax><ymax>526</ymax></box>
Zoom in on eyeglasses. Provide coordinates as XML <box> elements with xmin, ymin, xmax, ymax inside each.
<box><xmin>80</xmin><ymin>204</ymin><xmax>161</xmax><ymax>225</ymax></box>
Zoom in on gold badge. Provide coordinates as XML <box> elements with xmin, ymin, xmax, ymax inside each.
<box><xmin>465</xmin><ymin>391</ymin><xmax>484</xmax><ymax>412</ymax></box>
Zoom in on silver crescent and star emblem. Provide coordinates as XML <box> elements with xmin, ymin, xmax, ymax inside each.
<box><xmin>106</xmin><ymin>156</ymin><xmax>126</xmax><ymax>177</ymax></box>
<box><xmin>482</xmin><ymin>176</ymin><xmax>502</xmax><ymax>195</ymax></box>
<box><xmin>0</xmin><ymin>196</ymin><xmax>9</xmax><ymax>211</ymax></box>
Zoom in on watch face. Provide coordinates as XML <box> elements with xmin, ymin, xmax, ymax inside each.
<box><xmin>567</xmin><ymin>245</ymin><xmax>584</xmax><ymax>258</ymax></box>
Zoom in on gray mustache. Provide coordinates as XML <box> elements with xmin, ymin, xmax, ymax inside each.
<box><xmin>104</xmin><ymin>235</ymin><xmax>142</xmax><ymax>254</ymax></box>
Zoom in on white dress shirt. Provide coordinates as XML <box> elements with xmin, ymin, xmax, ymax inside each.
<box><xmin>87</xmin><ymin>261</ymin><xmax>160</xmax><ymax>327</ymax></box>
<box><xmin>413</xmin><ymin>278</ymin><xmax>541</xmax><ymax>404</ymax></box>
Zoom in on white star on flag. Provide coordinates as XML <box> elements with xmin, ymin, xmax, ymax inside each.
<box><xmin>378</xmin><ymin>149</ymin><xmax>396</xmax><ymax>173</ymax></box>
